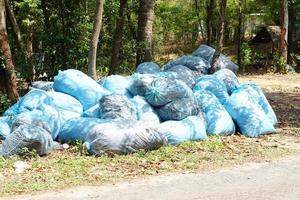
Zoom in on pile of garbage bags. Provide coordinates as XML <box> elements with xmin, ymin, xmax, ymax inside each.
<box><xmin>0</xmin><ymin>45</ymin><xmax>277</xmax><ymax>157</ymax></box>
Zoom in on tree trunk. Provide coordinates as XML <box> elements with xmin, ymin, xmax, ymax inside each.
<box><xmin>0</xmin><ymin>0</ymin><xmax>19</xmax><ymax>101</ymax></box>
<box><xmin>109</xmin><ymin>0</ymin><xmax>128</xmax><ymax>75</ymax></box>
<box><xmin>206</xmin><ymin>0</ymin><xmax>215</xmax><ymax>46</ymax></box>
<box><xmin>88</xmin><ymin>0</ymin><xmax>105</xmax><ymax>80</ymax></box>
<box><xmin>210</xmin><ymin>0</ymin><xmax>227</xmax><ymax>73</ymax></box>
<box><xmin>136</xmin><ymin>0</ymin><xmax>155</xmax><ymax>66</ymax></box>
<box><xmin>279</xmin><ymin>0</ymin><xmax>288</xmax><ymax>64</ymax></box>
<box><xmin>194</xmin><ymin>0</ymin><xmax>204</xmax><ymax>40</ymax></box>
<box><xmin>4</xmin><ymin>0</ymin><xmax>26</xmax><ymax>51</ymax></box>
<box><xmin>237</xmin><ymin>0</ymin><xmax>242</xmax><ymax>69</ymax></box>
<box><xmin>41</xmin><ymin>0</ymin><xmax>50</xmax><ymax>30</ymax></box>
<box><xmin>57</xmin><ymin>0</ymin><xmax>68</xmax><ymax>69</ymax></box>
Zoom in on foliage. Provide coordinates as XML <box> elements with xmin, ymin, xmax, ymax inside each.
<box><xmin>273</xmin><ymin>52</ymin><xmax>288</xmax><ymax>73</ymax></box>
<box><xmin>241</xmin><ymin>42</ymin><xmax>252</xmax><ymax>66</ymax></box>
<box><xmin>0</xmin><ymin>92</ymin><xmax>12</xmax><ymax>115</ymax></box>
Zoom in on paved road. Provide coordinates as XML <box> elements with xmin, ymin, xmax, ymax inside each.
<box><xmin>4</xmin><ymin>156</ymin><xmax>300</xmax><ymax>200</ymax></box>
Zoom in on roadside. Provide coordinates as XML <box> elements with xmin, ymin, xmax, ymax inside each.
<box><xmin>3</xmin><ymin>156</ymin><xmax>300</xmax><ymax>200</ymax></box>
<box><xmin>0</xmin><ymin>74</ymin><xmax>299</xmax><ymax>196</ymax></box>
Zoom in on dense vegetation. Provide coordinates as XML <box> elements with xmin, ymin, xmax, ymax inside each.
<box><xmin>0</xmin><ymin>0</ymin><xmax>299</xmax><ymax>102</ymax></box>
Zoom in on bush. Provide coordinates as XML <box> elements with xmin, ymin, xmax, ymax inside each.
<box><xmin>0</xmin><ymin>92</ymin><xmax>12</xmax><ymax>115</ymax></box>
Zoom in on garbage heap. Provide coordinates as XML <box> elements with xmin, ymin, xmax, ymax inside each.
<box><xmin>0</xmin><ymin>45</ymin><xmax>277</xmax><ymax>157</ymax></box>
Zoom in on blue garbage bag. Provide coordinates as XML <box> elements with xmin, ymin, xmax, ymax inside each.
<box><xmin>84</xmin><ymin>120</ymin><xmax>166</xmax><ymax>155</ymax></box>
<box><xmin>158</xmin><ymin>116</ymin><xmax>207</xmax><ymax>145</ymax></box>
<box><xmin>214</xmin><ymin>69</ymin><xmax>240</xmax><ymax>94</ymax></box>
<box><xmin>194</xmin><ymin>90</ymin><xmax>235</xmax><ymax>135</ymax></box>
<box><xmin>130</xmin><ymin>96</ymin><xmax>160</xmax><ymax>127</ymax></box>
<box><xmin>100</xmin><ymin>75</ymin><xmax>132</xmax><ymax>98</ymax></box>
<box><xmin>58</xmin><ymin>117</ymin><xmax>107</xmax><ymax>142</ymax></box>
<box><xmin>11</xmin><ymin>106</ymin><xmax>61</xmax><ymax>140</ymax></box>
<box><xmin>81</xmin><ymin>104</ymin><xmax>101</xmax><ymax>118</ymax></box>
<box><xmin>192</xmin><ymin>45</ymin><xmax>239</xmax><ymax>74</ymax></box>
<box><xmin>0</xmin><ymin>117</ymin><xmax>12</xmax><ymax>140</ymax></box>
<box><xmin>165</xmin><ymin>65</ymin><xmax>197</xmax><ymax>88</ymax></box>
<box><xmin>145</xmin><ymin>77</ymin><xmax>193</xmax><ymax>107</ymax></box>
<box><xmin>99</xmin><ymin>94</ymin><xmax>137</xmax><ymax>121</ymax></box>
<box><xmin>156</xmin><ymin>97</ymin><xmax>200</xmax><ymax>121</ymax></box>
<box><xmin>47</xmin><ymin>91</ymin><xmax>83</xmax><ymax>114</ymax></box>
<box><xmin>193</xmin><ymin>75</ymin><xmax>229</xmax><ymax>105</ymax></box>
<box><xmin>136</xmin><ymin>62</ymin><xmax>161</xmax><ymax>74</ymax></box>
<box><xmin>53</xmin><ymin>69</ymin><xmax>111</xmax><ymax>110</ymax></box>
<box><xmin>4</xmin><ymin>89</ymin><xmax>54</xmax><ymax>116</ymax></box>
<box><xmin>128</xmin><ymin>73</ymin><xmax>156</xmax><ymax>97</ymax></box>
<box><xmin>225</xmin><ymin>88</ymin><xmax>276</xmax><ymax>137</ymax></box>
<box><xmin>238</xmin><ymin>83</ymin><xmax>278</xmax><ymax>125</ymax></box>
<box><xmin>32</xmin><ymin>81</ymin><xmax>53</xmax><ymax>91</ymax></box>
<box><xmin>163</xmin><ymin>56</ymin><xmax>211</xmax><ymax>74</ymax></box>
<box><xmin>1</xmin><ymin>124</ymin><xmax>54</xmax><ymax>157</ymax></box>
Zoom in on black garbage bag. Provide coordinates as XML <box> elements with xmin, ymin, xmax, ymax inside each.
<box><xmin>99</xmin><ymin>94</ymin><xmax>137</xmax><ymax>121</ymax></box>
<box><xmin>156</xmin><ymin>97</ymin><xmax>200</xmax><ymax>121</ymax></box>
<box><xmin>165</xmin><ymin>65</ymin><xmax>197</xmax><ymax>88</ymax></box>
<box><xmin>84</xmin><ymin>121</ymin><xmax>167</xmax><ymax>155</ymax></box>
<box><xmin>145</xmin><ymin>77</ymin><xmax>193</xmax><ymax>107</ymax></box>
<box><xmin>2</xmin><ymin>124</ymin><xmax>54</xmax><ymax>157</ymax></box>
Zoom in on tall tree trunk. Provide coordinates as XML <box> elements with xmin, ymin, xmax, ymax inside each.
<box><xmin>109</xmin><ymin>0</ymin><xmax>128</xmax><ymax>75</ymax></box>
<box><xmin>279</xmin><ymin>0</ymin><xmax>288</xmax><ymax>64</ymax></box>
<box><xmin>210</xmin><ymin>0</ymin><xmax>227</xmax><ymax>73</ymax></box>
<box><xmin>136</xmin><ymin>0</ymin><xmax>155</xmax><ymax>66</ymax></box>
<box><xmin>237</xmin><ymin>0</ymin><xmax>243</xmax><ymax>69</ymax></box>
<box><xmin>88</xmin><ymin>0</ymin><xmax>105</xmax><ymax>80</ymax></box>
<box><xmin>0</xmin><ymin>0</ymin><xmax>19</xmax><ymax>101</ymax></box>
<box><xmin>4</xmin><ymin>0</ymin><xmax>26</xmax><ymax>51</ymax></box>
<box><xmin>57</xmin><ymin>0</ymin><xmax>68</xmax><ymax>69</ymax></box>
<box><xmin>206</xmin><ymin>0</ymin><xmax>215</xmax><ymax>46</ymax></box>
<box><xmin>194</xmin><ymin>0</ymin><xmax>204</xmax><ymax>40</ymax></box>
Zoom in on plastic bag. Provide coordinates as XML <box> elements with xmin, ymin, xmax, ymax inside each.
<box><xmin>194</xmin><ymin>90</ymin><xmax>235</xmax><ymax>135</ymax></box>
<box><xmin>163</xmin><ymin>56</ymin><xmax>211</xmax><ymax>74</ymax></box>
<box><xmin>145</xmin><ymin>77</ymin><xmax>193</xmax><ymax>107</ymax></box>
<box><xmin>0</xmin><ymin>117</ymin><xmax>11</xmax><ymax>140</ymax></box>
<box><xmin>84</xmin><ymin>121</ymin><xmax>166</xmax><ymax>155</ymax></box>
<box><xmin>11</xmin><ymin>106</ymin><xmax>61</xmax><ymax>140</ymax></box>
<box><xmin>47</xmin><ymin>91</ymin><xmax>83</xmax><ymax>114</ymax></box>
<box><xmin>156</xmin><ymin>97</ymin><xmax>200</xmax><ymax>121</ymax></box>
<box><xmin>193</xmin><ymin>75</ymin><xmax>229</xmax><ymax>105</ymax></box>
<box><xmin>158</xmin><ymin>116</ymin><xmax>207</xmax><ymax>144</ymax></box>
<box><xmin>4</xmin><ymin>89</ymin><xmax>54</xmax><ymax>116</ymax></box>
<box><xmin>32</xmin><ymin>81</ymin><xmax>53</xmax><ymax>91</ymax></box>
<box><xmin>136</xmin><ymin>62</ymin><xmax>161</xmax><ymax>74</ymax></box>
<box><xmin>99</xmin><ymin>94</ymin><xmax>137</xmax><ymax>121</ymax></box>
<box><xmin>238</xmin><ymin>83</ymin><xmax>277</xmax><ymax>125</ymax></box>
<box><xmin>2</xmin><ymin>124</ymin><xmax>54</xmax><ymax>157</ymax></box>
<box><xmin>130</xmin><ymin>96</ymin><xmax>160</xmax><ymax>127</ymax></box>
<box><xmin>100</xmin><ymin>75</ymin><xmax>132</xmax><ymax>98</ymax></box>
<box><xmin>165</xmin><ymin>65</ymin><xmax>196</xmax><ymax>88</ymax></box>
<box><xmin>225</xmin><ymin>88</ymin><xmax>276</xmax><ymax>137</ymax></box>
<box><xmin>53</xmin><ymin>69</ymin><xmax>111</xmax><ymax>110</ymax></box>
<box><xmin>128</xmin><ymin>73</ymin><xmax>156</xmax><ymax>97</ymax></box>
<box><xmin>214</xmin><ymin>69</ymin><xmax>239</xmax><ymax>94</ymax></box>
<box><xmin>192</xmin><ymin>45</ymin><xmax>239</xmax><ymax>74</ymax></box>
<box><xmin>81</xmin><ymin>104</ymin><xmax>100</xmax><ymax>118</ymax></box>
<box><xmin>58</xmin><ymin>117</ymin><xmax>107</xmax><ymax>142</ymax></box>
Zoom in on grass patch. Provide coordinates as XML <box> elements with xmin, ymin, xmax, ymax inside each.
<box><xmin>0</xmin><ymin>135</ymin><xmax>298</xmax><ymax>196</ymax></box>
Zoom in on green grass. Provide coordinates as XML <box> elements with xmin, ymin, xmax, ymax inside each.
<box><xmin>0</xmin><ymin>135</ymin><xmax>298</xmax><ymax>196</ymax></box>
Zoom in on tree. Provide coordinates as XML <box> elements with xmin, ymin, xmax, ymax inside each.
<box><xmin>0</xmin><ymin>0</ymin><xmax>19</xmax><ymax>101</ymax></box>
<box><xmin>237</xmin><ymin>0</ymin><xmax>243</xmax><ymax>68</ymax></box>
<box><xmin>279</xmin><ymin>0</ymin><xmax>288</xmax><ymax>64</ymax></box>
<box><xmin>109</xmin><ymin>0</ymin><xmax>128</xmax><ymax>75</ymax></box>
<box><xmin>210</xmin><ymin>0</ymin><xmax>227</xmax><ymax>73</ymax></box>
<box><xmin>136</xmin><ymin>0</ymin><xmax>155</xmax><ymax>66</ymax></box>
<box><xmin>206</xmin><ymin>0</ymin><xmax>215</xmax><ymax>46</ymax></box>
<box><xmin>194</xmin><ymin>0</ymin><xmax>204</xmax><ymax>40</ymax></box>
<box><xmin>88</xmin><ymin>0</ymin><xmax>105</xmax><ymax>80</ymax></box>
